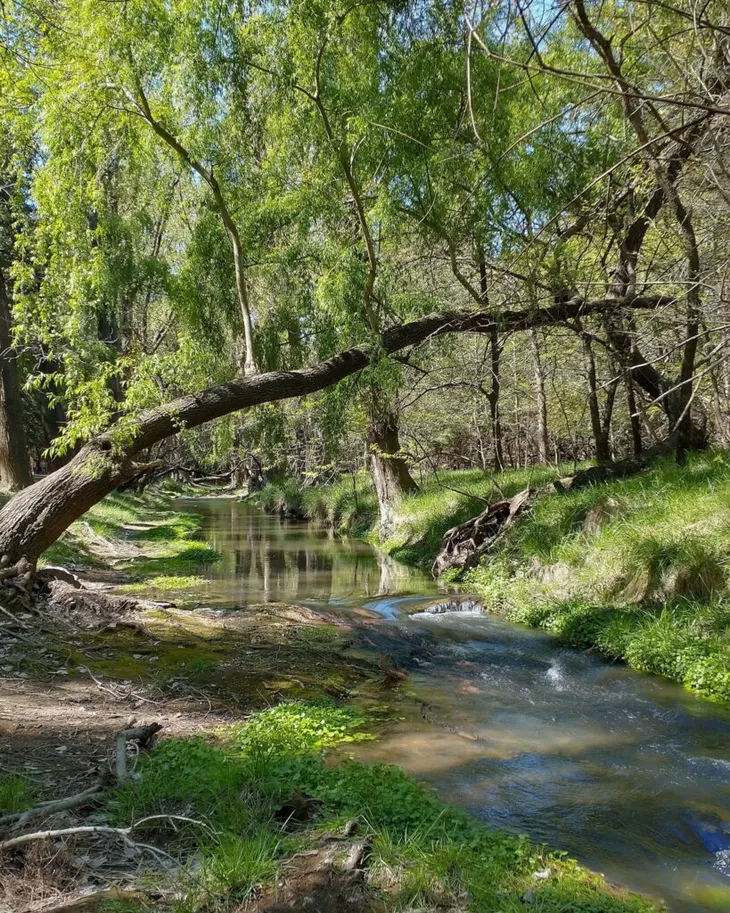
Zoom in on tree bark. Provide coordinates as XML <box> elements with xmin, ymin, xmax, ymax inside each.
<box><xmin>0</xmin><ymin>269</ymin><xmax>31</xmax><ymax>491</ymax></box>
<box><xmin>529</xmin><ymin>329</ymin><xmax>549</xmax><ymax>464</ymax></box>
<box><xmin>0</xmin><ymin>294</ymin><xmax>668</xmax><ymax>573</ymax></box>
<box><xmin>573</xmin><ymin>0</ymin><xmax>705</xmax><ymax>462</ymax></box>
<box><xmin>367</xmin><ymin>391</ymin><xmax>418</xmax><ymax>535</ymax></box>
<box><xmin>478</xmin><ymin>261</ymin><xmax>504</xmax><ymax>469</ymax></box>
<box><xmin>581</xmin><ymin>332</ymin><xmax>612</xmax><ymax>463</ymax></box>
<box><xmin>487</xmin><ymin>325</ymin><xmax>504</xmax><ymax>469</ymax></box>
<box><xmin>624</xmin><ymin>371</ymin><xmax>643</xmax><ymax>455</ymax></box>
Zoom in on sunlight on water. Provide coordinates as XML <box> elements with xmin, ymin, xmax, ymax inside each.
<box><xmin>163</xmin><ymin>498</ymin><xmax>730</xmax><ymax>913</ymax></box>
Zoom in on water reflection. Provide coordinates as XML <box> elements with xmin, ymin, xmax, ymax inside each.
<box><xmin>176</xmin><ymin>497</ymin><xmax>436</xmax><ymax>605</ymax></box>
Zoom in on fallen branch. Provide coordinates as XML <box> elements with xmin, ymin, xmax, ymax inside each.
<box><xmin>115</xmin><ymin>722</ymin><xmax>162</xmax><ymax>781</ymax></box>
<box><xmin>0</xmin><ymin>723</ymin><xmax>163</xmax><ymax>828</ymax></box>
<box><xmin>343</xmin><ymin>839</ymin><xmax>370</xmax><ymax>873</ymax></box>
<box><xmin>0</xmin><ymin>785</ymin><xmax>104</xmax><ymax>829</ymax></box>
<box><xmin>0</xmin><ymin>814</ymin><xmax>203</xmax><ymax>854</ymax></box>
<box><xmin>28</xmin><ymin>888</ymin><xmax>148</xmax><ymax>913</ymax></box>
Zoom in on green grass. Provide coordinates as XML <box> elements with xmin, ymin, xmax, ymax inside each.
<box><xmin>117</xmin><ymin>574</ymin><xmax>209</xmax><ymax>594</ymax></box>
<box><xmin>254</xmin><ymin>465</ymin><xmax>573</xmax><ymax>562</ymax></box>
<box><xmin>379</xmin><ymin>465</ymin><xmax>570</xmax><ymax>568</ymax></box>
<box><xmin>0</xmin><ymin>774</ymin><xmax>36</xmax><ymax>813</ymax></box>
<box><xmin>461</xmin><ymin>451</ymin><xmax>730</xmax><ymax>702</ymax></box>
<box><xmin>252</xmin><ymin>471</ymin><xmax>380</xmax><ymax>535</ymax></box>
<box><xmin>107</xmin><ymin>701</ymin><xmax>657</xmax><ymax>913</ymax></box>
<box><xmin>40</xmin><ymin>487</ymin><xmax>221</xmax><ymax>583</ymax></box>
<box><xmin>120</xmin><ymin>544</ymin><xmax>220</xmax><ymax>578</ymax></box>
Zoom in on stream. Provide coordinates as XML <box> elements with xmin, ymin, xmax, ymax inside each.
<box><xmin>172</xmin><ymin>498</ymin><xmax>730</xmax><ymax>912</ymax></box>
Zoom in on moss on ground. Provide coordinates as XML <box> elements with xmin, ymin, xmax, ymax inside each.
<box><xmin>103</xmin><ymin>701</ymin><xmax>658</xmax><ymax>913</ymax></box>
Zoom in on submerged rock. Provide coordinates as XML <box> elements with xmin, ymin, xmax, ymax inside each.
<box><xmin>420</xmin><ymin>598</ymin><xmax>485</xmax><ymax>615</ymax></box>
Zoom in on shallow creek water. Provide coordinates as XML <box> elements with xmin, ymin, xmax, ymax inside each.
<box><xmin>173</xmin><ymin>498</ymin><xmax>730</xmax><ymax>912</ymax></box>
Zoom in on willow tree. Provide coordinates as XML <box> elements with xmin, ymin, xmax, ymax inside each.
<box><xmin>0</xmin><ymin>0</ymin><xmax>721</xmax><ymax>579</ymax></box>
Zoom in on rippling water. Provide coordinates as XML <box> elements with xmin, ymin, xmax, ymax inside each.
<box><xmin>172</xmin><ymin>498</ymin><xmax>730</xmax><ymax>912</ymax></box>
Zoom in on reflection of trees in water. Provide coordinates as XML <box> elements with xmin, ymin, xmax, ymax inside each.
<box><xmin>196</xmin><ymin>502</ymin><xmax>431</xmax><ymax>603</ymax></box>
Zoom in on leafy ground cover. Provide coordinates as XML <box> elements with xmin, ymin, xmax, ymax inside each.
<box><xmin>96</xmin><ymin>700</ymin><xmax>657</xmax><ymax>913</ymax></box>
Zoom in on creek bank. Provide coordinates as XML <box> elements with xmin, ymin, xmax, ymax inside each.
<box><xmin>259</xmin><ymin>452</ymin><xmax>730</xmax><ymax>702</ymax></box>
<box><xmin>0</xmin><ymin>591</ymin><xmax>659</xmax><ymax>913</ymax></box>
<box><xmin>0</xmin><ymin>488</ymin><xmax>664</xmax><ymax>913</ymax></box>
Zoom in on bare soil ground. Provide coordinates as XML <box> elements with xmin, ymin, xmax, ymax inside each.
<box><xmin>0</xmin><ymin>580</ymin><xmax>383</xmax><ymax>913</ymax></box>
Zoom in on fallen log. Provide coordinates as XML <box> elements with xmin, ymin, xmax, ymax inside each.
<box><xmin>431</xmin><ymin>487</ymin><xmax>532</xmax><ymax>577</ymax></box>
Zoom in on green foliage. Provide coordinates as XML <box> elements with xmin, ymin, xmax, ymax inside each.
<box><xmin>380</xmin><ymin>466</ymin><xmax>569</xmax><ymax>568</ymax></box>
<box><xmin>271</xmin><ymin>465</ymin><xmax>574</xmax><ymax>565</ymax></box>
<box><xmin>228</xmin><ymin>701</ymin><xmax>372</xmax><ymax>758</ymax></box>
<box><xmin>289</xmin><ymin>453</ymin><xmax>730</xmax><ymax>703</ymax></box>
<box><xmin>109</xmin><ymin>701</ymin><xmax>656</xmax><ymax>912</ymax></box>
<box><xmin>0</xmin><ymin>775</ymin><xmax>35</xmax><ymax>814</ymax></box>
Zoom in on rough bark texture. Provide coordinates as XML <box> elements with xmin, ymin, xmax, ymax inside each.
<box><xmin>0</xmin><ymin>270</ymin><xmax>31</xmax><ymax>491</ymax></box>
<box><xmin>487</xmin><ymin>325</ymin><xmax>504</xmax><ymax>469</ymax></box>
<box><xmin>581</xmin><ymin>332</ymin><xmax>615</xmax><ymax>463</ymax></box>
<box><xmin>0</xmin><ymin>295</ymin><xmax>667</xmax><ymax>572</ymax></box>
<box><xmin>529</xmin><ymin>329</ymin><xmax>549</xmax><ymax>463</ymax></box>
<box><xmin>624</xmin><ymin>373</ymin><xmax>643</xmax><ymax>455</ymax></box>
<box><xmin>367</xmin><ymin>394</ymin><xmax>418</xmax><ymax>535</ymax></box>
<box><xmin>478</xmin><ymin>263</ymin><xmax>503</xmax><ymax>469</ymax></box>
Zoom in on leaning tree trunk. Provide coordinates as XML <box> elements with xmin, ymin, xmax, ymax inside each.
<box><xmin>0</xmin><ymin>295</ymin><xmax>666</xmax><ymax>578</ymax></box>
<box><xmin>0</xmin><ymin>270</ymin><xmax>31</xmax><ymax>492</ymax></box>
<box><xmin>367</xmin><ymin>390</ymin><xmax>418</xmax><ymax>535</ymax></box>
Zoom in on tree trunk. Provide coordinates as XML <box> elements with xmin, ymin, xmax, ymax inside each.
<box><xmin>529</xmin><ymin>329</ymin><xmax>549</xmax><ymax>464</ymax></box>
<box><xmin>581</xmin><ymin>332</ymin><xmax>611</xmax><ymax>463</ymax></box>
<box><xmin>478</xmin><ymin>262</ymin><xmax>503</xmax><ymax>470</ymax></box>
<box><xmin>0</xmin><ymin>270</ymin><xmax>31</xmax><ymax>491</ymax></box>
<box><xmin>624</xmin><ymin>372</ymin><xmax>643</xmax><ymax>455</ymax></box>
<box><xmin>0</xmin><ymin>294</ymin><xmax>666</xmax><ymax>574</ymax></box>
<box><xmin>367</xmin><ymin>391</ymin><xmax>417</xmax><ymax>535</ymax></box>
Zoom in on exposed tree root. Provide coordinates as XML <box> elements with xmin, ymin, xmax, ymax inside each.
<box><xmin>432</xmin><ymin>487</ymin><xmax>532</xmax><ymax>576</ymax></box>
<box><xmin>432</xmin><ymin>443</ymin><xmax>685</xmax><ymax>576</ymax></box>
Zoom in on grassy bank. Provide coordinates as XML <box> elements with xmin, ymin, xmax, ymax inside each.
<box><xmin>253</xmin><ymin>465</ymin><xmax>564</xmax><ymax>561</ymax></box>
<box><xmin>40</xmin><ymin>484</ymin><xmax>221</xmax><ymax>587</ymax></box>
<box><xmin>261</xmin><ymin>453</ymin><xmax>730</xmax><ymax>702</ymax></box>
<box><xmin>80</xmin><ymin>702</ymin><xmax>658</xmax><ymax>912</ymax></box>
<box><xmin>463</xmin><ymin>452</ymin><xmax>730</xmax><ymax>703</ymax></box>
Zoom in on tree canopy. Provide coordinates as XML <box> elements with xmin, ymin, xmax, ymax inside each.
<box><xmin>0</xmin><ymin>0</ymin><xmax>728</xmax><ymax>556</ymax></box>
